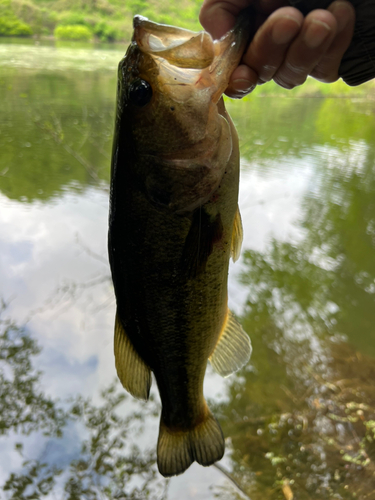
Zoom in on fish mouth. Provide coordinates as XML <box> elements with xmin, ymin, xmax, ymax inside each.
<box><xmin>133</xmin><ymin>16</ymin><xmax>215</xmax><ymax>70</ymax></box>
<box><xmin>132</xmin><ymin>13</ymin><xmax>251</xmax><ymax>101</ymax></box>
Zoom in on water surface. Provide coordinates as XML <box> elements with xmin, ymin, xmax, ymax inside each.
<box><xmin>1</xmin><ymin>40</ymin><xmax>375</xmax><ymax>499</ymax></box>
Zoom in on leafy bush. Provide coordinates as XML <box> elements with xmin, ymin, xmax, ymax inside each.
<box><xmin>126</xmin><ymin>0</ymin><xmax>148</xmax><ymax>16</ymax></box>
<box><xmin>2</xmin><ymin>0</ymin><xmax>57</xmax><ymax>36</ymax></box>
<box><xmin>54</xmin><ymin>24</ymin><xmax>92</xmax><ymax>41</ymax></box>
<box><xmin>0</xmin><ymin>0</ymin><xmax>203</xmax><ymax>41</ymax></box>
<box><xmin>0</xmin><ymin>16</ymin><xmax>32</xmax><ymax>35</ymax></box>
<box><xmin>57</xmin><ymin>11</ymin><xmax>88</xmax><ymax>27</ymax></box>
<box><xmin>93</xmin><ymin>20</ymin><xmax>118</xmax><ymax>41</ymax></box>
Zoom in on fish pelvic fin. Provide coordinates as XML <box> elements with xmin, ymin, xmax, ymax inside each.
<box><xmin>231</xmin><ymin>205</ymin><xmax>243</xmax><ymax>262</ymax></box>
<box><xmin>157</xmin><ymin>405</ymin><xmax>225</xmax><ymax>477</ymax></box>
<box><xmin>209</xmin><ymin>309</ymin><xmax>251</xmax><ymax>377</ymax></box>
<box><xmin>114</xmin><ymin>312</ymin><xmax>151</xmax><ymax>401</ymax></box>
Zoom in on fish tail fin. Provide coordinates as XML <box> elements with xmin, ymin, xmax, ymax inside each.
<box><xmin>157</xmin><ymin>405</ymin><xmax>225</xmax><ymax>477</ymax></box>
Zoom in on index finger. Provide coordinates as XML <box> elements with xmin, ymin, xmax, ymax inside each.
<box><xmin>199</xmin><ymin>0</ymin><xmax>288</xmax><ymax>39</ymax></box>
<box><xmin>199</xmin><ymin>0</ymin><xmax>252</xmax><ymax>39</ymax></box>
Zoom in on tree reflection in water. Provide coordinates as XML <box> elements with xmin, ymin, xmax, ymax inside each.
<box><xmin>213</xmin><ymin>135</ymin><xmax>375</xmax><ymax>499</ymax></box>
<box><xmin>0</xmin><ymin>303</ymin><xmax>166</xmax><ymax>499</ymax></box>
<box><xmin>0</xmin><ymin>301</ymin><xmax>66</xmax><ymax>437</ymax></box>
<box><xmin>2</xmin><ymin>135</ymin><xmax>375</xmax><ymax>497</ymax></box>
<box><xmin>0</xmin><ymin>72</ymin><xmax>375</xmax><ymax>500</ymax></box>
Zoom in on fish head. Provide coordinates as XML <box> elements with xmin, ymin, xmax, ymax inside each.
<box><xmin>115</xmin><ymin>13</ymin><xmax>250</xmax><ymax>212</ymax></box>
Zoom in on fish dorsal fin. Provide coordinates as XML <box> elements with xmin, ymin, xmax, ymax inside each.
<box><xmin>231</xmin><ymin>206</ymin><xmax>243</xmax><ymax>262</ymax></box>
<box><xmin>114</xmin><ymin>312</ymin><xmax>151</xmax><ymax>401</ymax></box>
<box><xmin>209</xmin><ymin>309</ymin><xmax>251</xmax><ymax>377</ymax></box>
<box><xmin>181</xmin><ymin>208</ymin><xmax>223</xmax><ymax>279</ymax></box>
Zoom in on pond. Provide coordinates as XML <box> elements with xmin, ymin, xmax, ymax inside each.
<box><xmin>1</xmin><ymin>39</ymin><xmax>375</xmax><ymax>500</ymax></box>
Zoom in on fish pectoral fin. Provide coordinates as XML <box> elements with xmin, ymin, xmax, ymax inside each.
<box><xmin>157</xmin><ymin>405</ymin><xmax>224</xmax><ymax>477</ymax></box>
<box><xmin>114</xmin><ymin>312</ymin><xmax>151</xmax><ymax>401</ymax></box>
<box><xmin>181</xmin><ymin>208</ymin><xmax>223</xmax><ymax>279</ymax></box>
<box><xmin>230</xmin><ymin>205</ymin><xmax>243</xmax><ymax>262</ymax></box>
<box><xmin>209</xmin><ymin>309</ymin><xmax>252</xmax><ymax>377</ymax></box>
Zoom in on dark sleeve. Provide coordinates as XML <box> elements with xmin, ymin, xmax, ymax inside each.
<box><xmin>288</xmin><ymin>0</ymin><xmax>375</xmax><ymax>86</ymax></box>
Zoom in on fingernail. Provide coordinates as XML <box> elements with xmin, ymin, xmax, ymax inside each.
<box><xmin>304</xmin><ymin>19</ymin><xmax>331</xmax><ymax>49</ymax></box>
<box><xmin>272</xmin><ymin>16</ymin><xmax>301</xmax><ymax>45</ymax></box>
<box><xmin>231</xmin><ymin>79</ymin><xmax>256</xmax><ymax>95</ymax></box>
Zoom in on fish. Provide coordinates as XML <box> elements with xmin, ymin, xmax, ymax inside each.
<box><xmin>108</xmin><ymin>12</ymin><xmax>252</xmax><ymax>477</ymax></box>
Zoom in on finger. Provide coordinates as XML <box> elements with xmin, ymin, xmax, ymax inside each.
<box><xmin>310</xmin><ymin>0</ymin><xmax>355</xmax><ymax>82</ymax></box>
<box><xmin>273</xmin><ymin>9</ymin><xmax>338</xmax><ymax>89</ymax></box>
<box><xmin>199</xmin><ymin>0</ymin><xmax>252</xmax><ymax>39</ymax></box>
<box><xmin>199</xmin><ymin>0</ymin><xmax>289</xmax><ymax>39</ymax></box>
<box><xmin>200</xmin><ymin>0</ymin><xmax>290</xmax><ymax>97</ymax></box>
<box><xmin>225</xmin><ymin>64</ymin><xmax>258</xmax><ymax>98</ymax></box>
<box><xmin>240</xmin><ymin>7</ymin><xmax>304</xmax><ymax>84</ymax></box>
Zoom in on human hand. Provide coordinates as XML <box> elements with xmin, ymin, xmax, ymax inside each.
<box><xmin>199</xmin><ymin>0</ymin><xmax>356</xmax><ymax>97</ymax></box>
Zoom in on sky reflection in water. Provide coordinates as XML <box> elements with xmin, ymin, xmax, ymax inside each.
<box><xmin>1</xmin><ymin>41</ymin><xmax>375</xmax><ymax>499</ymax></box>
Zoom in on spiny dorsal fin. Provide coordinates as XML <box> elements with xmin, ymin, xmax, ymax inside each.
<box><xmin>231</xmin><ymin>206</ymin><xmax>243</xmax><ymax>262</ymax></box>
<box><xmin>157</xmin><ymin>404</ymin><xmax>224</xmax><ymax>477</ymax></box>
<box><xmin>114</xmin><ymin>312</ymin><xmax>151</xmax><ymax>401</ymax></box>
<box><xmin>181</xmin><ymin>208</ymin><xmax>223</xmax><ymax>279</ymax></box>
<box><xmin>209</xmin><ymin>309</ymin><xmax>251</xmax><ymax>377</ymax></box>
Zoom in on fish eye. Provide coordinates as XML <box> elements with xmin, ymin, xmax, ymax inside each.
<box><xmin>128</xmin><ymin>79</ymin><xmax>152</xmax><ymax>107</ymax></box>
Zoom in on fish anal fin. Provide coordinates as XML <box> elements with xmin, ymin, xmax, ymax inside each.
<box><xmin>231</xmin><ymin>205</ymin><xmax>243</xmax><ymax>262</ymax></box>
<box><xmin>114</xmin><ymin>312</ymin><xmax>151</xmax><ymax>401</ymax></box>
<box><xmin>209</xmin><ymin>309</ymin><xmax>251</xmax><ymax>377</ymax></box>
<box><xmin>157</xmin><ymin>405</ymin><xmax>224</xmax><ymax>477</ymax></box>
<box><xmin>181</xmin><ymin>208</ymin><xmax>223</xmax><ymax>279</ymax></box>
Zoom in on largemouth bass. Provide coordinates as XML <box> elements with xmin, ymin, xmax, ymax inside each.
<box><xmin>108</xmin><ymin>13</ymin><xmax>252</xmax><ymax>477</ymax></box>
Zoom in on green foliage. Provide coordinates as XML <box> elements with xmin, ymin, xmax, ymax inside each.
<box><xmin>5</xmin><ymin>0</ymin><xmax>57</xmax><ymax>35</ymax></box>
<box><xmin>0</xmin><ymin>0</ymin><xmax>33</xmax><ymax>36</ymax></box>
<box><xmin>0</xmin><ymin>0</ymin><xmax>203</xmax><ymax>40</ymax></box>
<box><xmin>93</xmin><ymin>19</ymin><xmax>118</xmax><ymax>41</ymax></box>
<box><xmin>0</xmin><ymin>15</ymin><xmax>32</xmax><ymax>34</ymax></box>
<box><xmin>54</xmin><ymin>23</ymin><xmax>92</xmax><ymax>40</ymax></box>
<box><xmin>125</xmin><ymin>0</ymin><xmax>148</xmax><ymax>16</ymax></box>
<box><xmin>57</xmin><ymin>11</ymin><xmax>87</xmax><ymax>26</ymax></box>
<box><xmin>55</xmin><ymin>10</ymin><xmax>122</xmax><ymax>41</ymax></box>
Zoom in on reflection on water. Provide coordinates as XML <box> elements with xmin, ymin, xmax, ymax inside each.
<box><xmin>1</xmin><ymin>41</ymin><xmax>375</xmax><ymax>499</ymax></box>
<box><xmin>0</xmin><ymin>38</ymin><xmax>125</xmax><ymax>71</ymax></box>
<box><xmin>0</xmin><ymin>304</ymin><xmax>163</xmax><ymax>499</ymax></box>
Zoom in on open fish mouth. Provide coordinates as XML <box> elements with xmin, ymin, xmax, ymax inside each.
<box><xmin>131</xmin><ymin>13</ymin><xmax>250</xmax><ymax>102</ymax></box>
<box><xmin>133</xmin><ymin>16</ymin><xmax>215</xmax><ymax>70</ymax></box>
